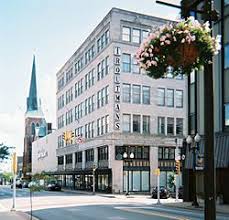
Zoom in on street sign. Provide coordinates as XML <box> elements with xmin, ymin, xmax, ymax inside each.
<box><xmin>154</xmin><ymin>168</ymin><xmax>160</xmax><ymax>176</ymax></box>
<box><xmin>12</xmin><ymin>153</ymin><xmax>17</xmax><ymax>174</ymax></box>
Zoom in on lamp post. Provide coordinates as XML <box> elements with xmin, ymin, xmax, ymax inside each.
<box><xmin>186</xmin><ymin>133</ymin><xmax>201</xmax><ymax>207</ymax></box>
<box><xmin>123</xmin><ymin>149</ymin><xmax>134</xmax><ymax>196</ymax></box>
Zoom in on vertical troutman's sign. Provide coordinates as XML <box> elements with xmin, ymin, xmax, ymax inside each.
<box><xmin>114</xmin><ymin>46</ymin><xmax>121</xmax><ymax>130</ymax></box>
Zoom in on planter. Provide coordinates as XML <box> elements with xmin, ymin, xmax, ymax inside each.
<box><xmin>136</xmin><ymin>16</ymin><xmax>221</xmax><ymax>79</ymax></box>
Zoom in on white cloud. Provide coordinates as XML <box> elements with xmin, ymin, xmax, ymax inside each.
<box><xmin>0</xmin><ymin>110</ymin><xmax>24</xmax><ymax>156</ymax></box>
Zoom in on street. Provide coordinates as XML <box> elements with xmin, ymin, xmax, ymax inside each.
<box><xmin>0</xmin><ymin>186</ymin><xmax>228</xmax><ymax>220</ymax></box>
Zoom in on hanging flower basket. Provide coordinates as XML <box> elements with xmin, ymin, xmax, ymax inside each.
<box><xmin>136</xmin><ymin>17</ymin><xmax>221</xmax><ymax>79</ymax></box>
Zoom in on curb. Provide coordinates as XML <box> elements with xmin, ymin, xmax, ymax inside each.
<box><xmin>13</xmin><ymin>211</ymin><xmax>40</xmax><ymax>220</ymax></box>
<box><xmin>162</xmin><ymin>203</ymin><xmax>229</xmax><ymax>216</ymax></box>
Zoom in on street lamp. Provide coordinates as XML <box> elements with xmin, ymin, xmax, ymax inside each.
<box><xmin>123</xmin><ymin>148</ymin><xmax>134</xmax><ymax>196</ymax></box>
<box><xmin>186</xmin><ymin>133</ymin><xmax>201</xmax><ymax>207</ymax></box>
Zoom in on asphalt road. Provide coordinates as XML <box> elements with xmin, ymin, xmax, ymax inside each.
<box><xmin>0</xmin><ymin>186</ymin><xmax>229</xmax><ymax>220</ymax></box>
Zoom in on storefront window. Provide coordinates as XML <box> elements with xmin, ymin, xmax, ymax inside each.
<box><xmin>98</xmin><ymin>174</ymin><xmax>108</xmax><ymax>191</ymax></box>
<box><xmin>123</xmin><ymin>170</ymin><xmax>150</xmax><ymax>192</ymax></box>
<box><xmin>133</xmin><ymin>171</ymin><xmax>141</xmax><ymax>191</ymax></box>
<box><xmin>141</xmin><ymin>171</ymin><xmax>149</xmax><ymax>191</ymax></box>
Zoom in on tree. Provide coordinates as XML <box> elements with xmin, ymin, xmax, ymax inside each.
<box><xmin>168</xmin><ymin>173</ymin><xmax>175</xmax><ymax>191</ymax></box>
<box><xmin>0</xmin><ymin>143</ymin><xmax>10</xmax><ymax>161</ymax></box>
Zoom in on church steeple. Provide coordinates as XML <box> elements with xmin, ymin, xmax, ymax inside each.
<box><xmin>26</xmin><ymin>55</ymin><xmax>38</xmax><ymax>112</ymax></box>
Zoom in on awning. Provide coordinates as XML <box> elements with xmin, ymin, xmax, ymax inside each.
<box><xmin>185</xmin><ymin>133</ymin><xmax>229</xmax><ymax>169</ymax></box>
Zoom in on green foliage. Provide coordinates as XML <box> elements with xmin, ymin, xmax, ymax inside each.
<box><xmin>168</xmin><ymin>173</ymin><xmax>175</xmax><ymax>189</ymax></box>
<box><xmin>2</xmin><ymin>172</ymin><xmax>13</xmax><ymax>182</ymax></box>
<box><xmin>0</xmin><ymin>144</ymin><xmax>10</xmax><ymax>161</ymax></box>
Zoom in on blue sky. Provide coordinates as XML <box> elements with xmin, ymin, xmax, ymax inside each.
<box><xmin>0</xmin><ymin>0</ymin><xmax>180</xmax><ymax>161</ymax></box>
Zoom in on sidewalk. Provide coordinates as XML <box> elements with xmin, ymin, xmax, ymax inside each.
<box><xmin>163</xmin><ymin>201</ymin><xmax>229</xmax><ymax>215</ymax></box>
<box><xmin>0</xmin><ymin>211</ymin><xmax>38</xmax><ymax>220</ymax></box>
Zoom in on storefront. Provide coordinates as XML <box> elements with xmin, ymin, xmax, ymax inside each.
<box><xmin>54</xmin><ymin>168</ymin><xmax>112</xmax><ymax>193</ymax></box>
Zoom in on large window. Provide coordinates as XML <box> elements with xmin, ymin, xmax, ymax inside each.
<box><xmin>167</xmin><ymin>89</ymin><xmax>174</xmax><ymax>107</ymax></box>
<box><xmin>158</xmin><ymin>117</ymin><xmax>165</xmax><ymax>135</ymax></box>
<box><xmin>86</xmin><ymin>149</ymin><xmax>94</xmax><ymax>162</ymax></box>
<box><xmin>132</xmin><ymin>85</ymin><xmax>141</xmax><ymax>104</ymax></box>
<box><xmin>142</xmin><ymin>86</ymin><xmax>150</xmax><ymax>104</ymax></box>
<box><xmin>122</xmin><ymin>54</ymin><xmax>131</xmax><ymax>72</ymax></box>
<box><xmin>66</xmin><ymin>154</ymin><xmax>73</xmax><ymax>164</ymax></box>
<box><xmin>133</xmin><ymin>115</ymin><xmax>141</xmax><ymax>132</ymax></box>
<box><xmin>122</xmin><ymin>27</ymin><xmax>131</xmax><ymax>42</ymax></box>
<box><xmin>142</xmin><ymin>30</ymin><xmax>149</xmax><ymax>41</ymax></box>
<box><xmin>122</xmin><ymin>84</ymin><xmax>131</xmax><ymax>103</ymax></box>
<box><xmin>132</xmin><ymin>56</ymin><xmax>140</xmax><ymax>74</ymax></box>
<box><xmin>123</xmin><ymin>114</ymin><xmax>131</xmax><ymax>132</ymax></box>
<box><xmin>123</xmin><ymin>170</ymin><xmax>149</xmax><ymax>192</ymax></box>
<box><xmin>176</xmin><ymin>90</ymin><xmax>183</xmax><ymax>108</ymax></box>
<box><xmin>158</xmin><ymin>147</ymin><xmax>175</xmax><ymax>160</ymax></box>
<box><xmin>132</xmin><ymin>29</ymin><xmax>141</xmax><ymax>43</ymax></box>
<box><xmin>167</xmin><ymin>117</ymin><xmax>174</xmax><ymax>135</ymax></box>
<box><xmin>75</xmin><ymin>152</ymin><xmax>82</xmax><ymax>163</ymax></box>
<box><xmin>157</xmin><ymin>88</ymin><xmax>165</xmax><ymax>106</ymax></box>
<box><xmin>176</xmin><ymin>118</ymin><xmax>183</xmax><ymax>135</ymax></box>
<box><xmin>143</xmin><ymin>116</ymin><xmax>150</xmax><ymax>133</ymax></box>
<box><xmin>98</xmin><ymin>146</ymin><xmax>108</xmax><ymax>161</ymax></box>
<box><xmin>58</xmin><ymin>156</ymin><xmax>64</xmax><ymax>165</ymax></box>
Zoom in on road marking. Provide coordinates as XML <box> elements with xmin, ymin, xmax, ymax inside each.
<box><xmin>115</xmin><ymin>207</ymin><xmax>190</xmax><ymax>220</ymax></box>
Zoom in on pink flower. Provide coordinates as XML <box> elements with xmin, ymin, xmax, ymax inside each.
<box><xmin>151</xmin><ymin>60</ymin><xmax>158</xmax><ymax>66</ymax></box>
<box><xmin>160</xmin><ymin>42</ymin><xmax>165</xmax><ymax>46</ymax></box>
<box><xmin>160</xmin><ymin>35</ymin><xmax>166</xmax><ymax>42</ymax></box>
<box><xmin>181</xmin><ymin>38</ymin><xmax>185</xmax><ymax>43</ymax></box>
<box><xmin>166</xmin><ymin>33</ymin><xmax>171</xmax><ymax>38</ymax></box>
<box><xmin>149</xmin><ymin>33</ymin><xmax>156</xmax><ymax>40</ymax></box>
<box><xmin>173</xmin><ymin>36</ymin><xmax>177</xmax><ymax>41</ymax></box>
<box><xmin>165</xmin><ymin>40</ymin><xmax>171</xmax><ymax>45</ymax></box>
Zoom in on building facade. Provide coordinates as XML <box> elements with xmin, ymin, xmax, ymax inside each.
<box><xmin>32</xmin><ymin>132</ymin><xmax>57</xmax><ymax>174</ymax></box>
<box><xmin>184</xmin><ymin>0</ymin><xmax>229</xmax><ymax>204</ymax></box>
<box><xmin>54</xmin><ymin>8</ymin><xmax>187</xmax><ymax>193</ymax></box>
<box><xmin>23</xmin><ymin>56</ymin><xmax>47</xmax><ymax>179</ymax></box>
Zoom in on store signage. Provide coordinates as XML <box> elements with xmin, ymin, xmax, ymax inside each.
<box><xmin>114</xmin><ymin>46</ymin><xmax>121</xmax><ymax>130</ymax></box>
<box><xmin>38</xmin><ymin>148</ymin><xmax>48</xmax><ymax>160</ymax></box>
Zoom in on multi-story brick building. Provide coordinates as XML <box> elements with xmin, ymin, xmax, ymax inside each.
<box><xmin>49</xmin><ymin>8</ymin><xmax>187</xmax><ymax>193</ymax></box>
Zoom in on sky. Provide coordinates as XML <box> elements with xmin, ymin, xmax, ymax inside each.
<box><xmin>0</xmin><ymin>0</ymin><xmax>180</xmax><ymax>163</ymax></box>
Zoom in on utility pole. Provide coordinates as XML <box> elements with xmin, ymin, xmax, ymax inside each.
<box><xmin>203</xmin><ymin>1</ymin><xmax>216</xmax><ymax>219</ymax></box>
<box><xmin>11</xmin><ymin>152</ymin><xmax>17</xmax><ymax>211</ymax></box>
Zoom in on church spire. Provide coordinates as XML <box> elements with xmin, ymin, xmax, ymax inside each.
<box><xmin>26</xmin><ymin>55</ymin><xmax>38</xmax><ymax>112</ymax></box>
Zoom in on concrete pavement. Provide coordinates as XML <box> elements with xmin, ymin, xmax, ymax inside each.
<box><xmin>0</xmin><ymin>211</ymin><xmax>38</xmax><ymax>220</ymax></box>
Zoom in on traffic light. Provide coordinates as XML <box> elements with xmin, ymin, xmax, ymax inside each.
<box><xmin>63</xmin><ymin>131</ymin><xmax>75</xmax><ymax>143</ymax></box>
<box><xmin>175</xmin><ymin>160</ymin><xmax>180</xmax><ymax>175</ymax></box>
<box><xmin>71</xmin><ymin>131</ymin><xmax>75</xmax><ymax>140</ymax></box>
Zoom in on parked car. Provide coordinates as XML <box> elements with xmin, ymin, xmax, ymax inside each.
<box><xmin>151</xmin><ymin>186</ymin><xmax>170</xmax><ymax>199</ymax></box>
<box><xmin>46</xmin><ymin>182</ymin><xmax>61</xmax><ymax>191</ymax></box>
<box><xmin>11</xmin><ymin>180</ymin><xmax>22</xmax><ymax>189</ymax></box>
<box><xmin>22</xmin><ymin>181</ymin><xmax>29</xmax><ymax>188</ymax></box>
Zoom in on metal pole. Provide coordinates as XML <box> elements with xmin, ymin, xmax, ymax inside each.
<box><xmin>11</xmin><ymin>174</ymin><xmax>16</xmax><ymax>211</ymax></box>
<box><xmin>175</xmin><ymin>174</ymin><xmax>179</xmax><ymax>202</ymax></box>
<box><xmin>192</xmin><ymin>142</ymin><xmax>199</xmax><ymax>207</ymax></box>
<box><xmin>126</xmin><ymin>170</ymin><xmax>129</xmax><ymax>196</ymax></box>
<box><xmin>157</xmin><ymin>173</ymin><xmax>160</xmax><ymax>204</ymax></box>
<box><xmin>175</xmin><ymin>138</ymin><xmax>179</xmax><ymax>202</ymax></box>
<box><xmin>204</xmin><ymin>1</ymin><xmax>216</xmax><ymax>219</ymax></box>
<box><xmin>92</xmin><ymin>169</ymin><xmax>95</xmax><ymax>195</ymax></box>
